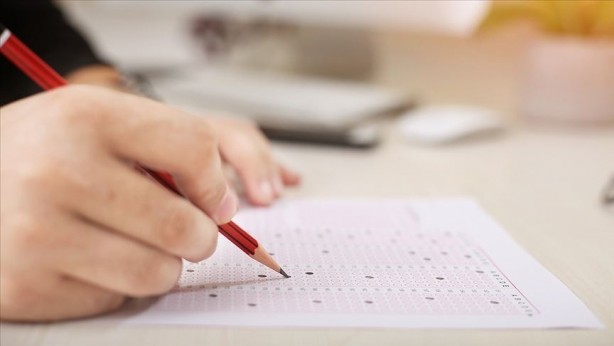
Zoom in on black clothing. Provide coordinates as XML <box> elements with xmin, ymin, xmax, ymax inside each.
<box><xmin>1</xmin><ymin>1</ymin><xmax>106</xmax><ymax>105</ymax></box>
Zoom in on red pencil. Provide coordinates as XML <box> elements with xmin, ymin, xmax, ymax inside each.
<box><xmin>0</xmin><ymin>24</ymin><xmax>289</xmax><ymax>278</ymax></box>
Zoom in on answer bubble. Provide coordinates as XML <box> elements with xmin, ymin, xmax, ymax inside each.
<box><xmin>490</xmin><ymin>301</ymin><xmax>500</xmax><ymax>305</ymax></box>
<box><xmin>186</xmin><ymin>269</ymin><xmax>194</xmax><ymax>272</ymax></box>
<box><xmin>365</xmin><ymin>275</ymin><xmax>374</xmax><ymax>279</ymax></box>
<box><xmin>209</xmin><ymin>294</ymin><xmax>217</xmax><ymax>298</ymax></box>
<box><xmin>258</xmin><ymin>274</ymin><xmax>267</xmax><ymax>278</ymax></box>
<box><xmin>364</xmin><ymin>300</ymin><xmax>374</xmax><ymax>304</ymax></box>
<box><xmin>248</xmin><ymin>303</ymin><xmax>257</xmax><ymax>307</ymax></box>
<box><xmin>425</xmin><ymin>297</ymin><xmax>435</xmax><ymax>300</ymax></box>
<box><xmin>305</xmin><ymin>272</ymin><xmax>314</xmax><ymax>275</ymax></box>
<box><xmin>435</xmin><ymin>277</ymin><xmax>444</xmax><ymax>280</ymax></box>
<box><xmin>313</xmin><ymin>300</ymin><xmax>322</xmax><ymax>304</ymax></box>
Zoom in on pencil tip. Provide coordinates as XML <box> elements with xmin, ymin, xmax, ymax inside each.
<box><xmin>279</xmin><ymin>268</ymin><xmax>291</xmax><ymax>278</ymax></box>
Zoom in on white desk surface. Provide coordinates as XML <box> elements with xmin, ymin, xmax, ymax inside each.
<box><xmin>2</xmin><ymin>30</ymin><xmax>614</xmax><ymax>346</ymax></box>
<box><xmin>2</xmin><ymin>120</ymin><xmax>613</xmax><ymax>346</ymax></box>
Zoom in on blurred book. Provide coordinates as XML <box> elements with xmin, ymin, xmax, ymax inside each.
<box><xmin>147</xmin><ymin>66</ymin><xmax>410</xmax><ymax>147</ymax></box>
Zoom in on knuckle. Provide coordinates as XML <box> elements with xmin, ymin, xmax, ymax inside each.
<box><xmin>65</xmin><ymin>286</ymin><xmax>125</xmax><ymax>318</ymax></box>
<box><xmin>6</xmin><ymin>212</ymin><xmax>44</xmax><ymax>250</ymax></box>
<box><xmin>193</xmin><ymin>182</ymin><xmax>227</xmax><ymax>211</ymax></box>
<box><xmin>18</xmin><ymin>159</ymin><xmax>56</xmax><ymax>189</ymax></box>
<box><xmin>184</xmin><ymin>222</ymin><xmax>219</xmax><ymax>262</ymax></box>
<box><xmin>90</xmin><ymin>292</ymin><xmax>126</xmax><ymax>315</ymax></box>
<box><xmin>21</xmin><ymin>156</ymin><xmax>66</xmax><ymax>186</ymax></box>
<box><xmin>156</xmin><ymin>204</ymin><xmax>195</xmax><ymax>252</ymax></box>
<box><xmin>191</xmin><ymin>151</ymin><xmax>216</xmax><ymax>174</ymax></box>
<box><xmin>189</xmin><ymin>122</ymin><xmax>218</xmax><ymax>160</ymax></box>
<box><xmin>199</xmin><ymin>229</ymin><xmax>219</xmax><ymax>260</ymax></box>
<box><xmin>102</xmin><ymin>294</ymin><xmax>126</xmax><ymax>313</ymax></box>
<box><xmin>130</xmin><ymin>254</ymin><xmax>182</xmax><ymax>296</ymax></box>
<box><xmin>192</xmin><ymin>119</ymin><xmax>217</xmax><ymax>142</ymax></box>
<box><xmin>49</xmin><ymin>86</ymin><xmax>105</xmax><ymax>126</ymax></box>
<box><xmin>21</xmin><ymin>157</ymin><xmax>96</xmax><ymax>201</ymax></box>
<box><xmin>155</xmin><ymin>204</ymin><xmax>219</xmax><ymax>262</ymax></box>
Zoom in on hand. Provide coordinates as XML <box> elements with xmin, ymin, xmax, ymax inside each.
<box><xmin>207</xmin><ymin>116</ymin><xmax>301</xmax><ymax>206</ymax></box>
<box><xmin>65</xmin><ymin>66</ymin><xmax>301</xmax><ymax>205</ymax></box>
<box><xmin>0</xmin><ymin>85</ymin><xmax>238</xmax><ymax>321</ymax></box>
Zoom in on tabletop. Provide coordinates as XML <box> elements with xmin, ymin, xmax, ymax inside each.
<box><xmin>2</xmin><ymin>30</ymin><xmax>614</xmax><ymax>346</ymax></box>
<box><xmin>3</xmin><ymin>119</ymin><xmax>613</xmax><ymax>346</ymax></box>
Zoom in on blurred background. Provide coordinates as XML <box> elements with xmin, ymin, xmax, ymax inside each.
<box><xmin>57</xmin><ymin>0</ymin><xmax>613</xmax><ymax>148</ymax></box>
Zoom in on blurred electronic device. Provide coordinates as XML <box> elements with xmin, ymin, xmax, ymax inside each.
<box><xmin>147</xmin><ymin>66</ymin><xmax>410</xmax><ymax>148</ymax></box>
<box><xmin>397</xmin><ymin>105</ymin><xmax>505</xmax><ymax>145</ymax></box>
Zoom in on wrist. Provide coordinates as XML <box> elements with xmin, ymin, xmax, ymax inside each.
<box><xmin>64</xmin><ymin>65</ymin><xmax>160</xmax><ymax>100</ymax></box>
<box><xmin>65</xmin><ymin>65</ymin><xmax>124</xmax><ymax>90</ymax></box>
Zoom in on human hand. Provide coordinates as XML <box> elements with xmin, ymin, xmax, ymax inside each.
<box><xmin>207</xmin><ymin>116</ymin><xmax>301</xmax><ymax>206</ymax></box>
<box><xmin>0</xmin><ymin>85</ymin><xmax>237</xmax><ymax>321</ymax></box>
<box><xmin>65</xmin><ymin>67</ymin><xmax>300</xmax><ymax>206</ymax></box>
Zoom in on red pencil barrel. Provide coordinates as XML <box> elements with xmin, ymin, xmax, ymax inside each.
<box><xmin>219</xmin><ymin>222</ymin><xmax>259</xmax><ymax>255</ymax></box>
<box><xmin>0</xmin><ymin>32</ymin><xmax>67</xmax><ymax>90</ymax></box>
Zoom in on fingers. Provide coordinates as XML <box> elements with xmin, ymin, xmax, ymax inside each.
<box><xmin>209</xmin><ymin>117</ymin><xmax>301</xmax><ymax>205</ymax></box>
<box><xmin>61</xmin><ymin>159</ymin><xmax>219</xmax><ymax>262</ymax></box>
<box><xmin>0</xmin><ymin>273</ymin><xmax>124</xmax><ymax>322</ymax></box>
<box><xmin>234</xmin><ymin>152</ymin><xmax>279</xmax><ymax>206</ymax></box>
<box><xmin>217</xmin><ymin>125</ymin><xmax>278</xmax><ymax>205</ymax></box>
<box><xmin>0</xmin><ymin>206</ymin><xmax>125</xmax><ymax>321</ymax></box>
<box><xmin>48</xmin><ymin>217</ymin><xmax>183</xmax><ymax>298</ymax></box>
<box><xmin>78</xmin><ymin>87</ymin><xmax>237</xmax><ymax>224</ymax></box>
<box><xmin>279</xmin><ymin>164</ymin><xmax>301</xmax><ymax>186</ymax></box>
<box><xmin>238</xmin><ymin>162</ymin><xmax>301</xmax><ymax>206</ymax></box>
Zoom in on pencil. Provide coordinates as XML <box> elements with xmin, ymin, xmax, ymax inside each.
<box><xmin>0</xmin><ymin>23</ymin><xmax>289</xmax><ymax>279</ymax></box>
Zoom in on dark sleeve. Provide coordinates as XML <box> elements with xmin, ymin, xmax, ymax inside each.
<box><xmin>1</xmin><ymin>0</ymin><xmax>109</xmax><ymax>105</ymax></box>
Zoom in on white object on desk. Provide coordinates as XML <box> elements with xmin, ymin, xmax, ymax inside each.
<box><xmin>398</xmin><ymin>105</ymin><xmax>505</xmax><ymax>145</ymax></box>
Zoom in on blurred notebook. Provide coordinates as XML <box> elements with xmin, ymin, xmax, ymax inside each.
<box><xmin>146</xmin><ymin>66</ymin><xmax>410</xmax><ymax>147</ymax></box>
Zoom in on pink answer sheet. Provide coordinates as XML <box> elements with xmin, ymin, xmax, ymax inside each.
<box><xmin>110</xmin><ymin>198</ymin><xmax>602</xmax><ymax>329</ymax></box>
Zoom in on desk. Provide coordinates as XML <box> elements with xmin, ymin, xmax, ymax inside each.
<box><xmin>3</xmin><ymin>121</ymin><xmax>613</xmax><ymax>346</ymax></box>
<box><xmin>2</xmin><ymin>32</ymin><xmax>614</xmax><ymax>346</ymax></box>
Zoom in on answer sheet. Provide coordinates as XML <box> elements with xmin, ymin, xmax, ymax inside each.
<box><xmin>116</xmin><ymin>198</ymin><xmax>602</xmax><ymax>328</ymax></box>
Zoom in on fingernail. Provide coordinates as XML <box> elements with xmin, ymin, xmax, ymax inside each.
<box><xmin>215</xmin><ymin>187</ymin><xmax>238</xmax><ymax>224</ymax></box>
<box><xmin>272</xmin><ymin>175</ymin><xmax>283</xmax><ymax>196</ymax></box>
<box><xmin>259</xmin><ymin>180</ymin><xmax>273</xmax><ymax>201</ymax></box>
